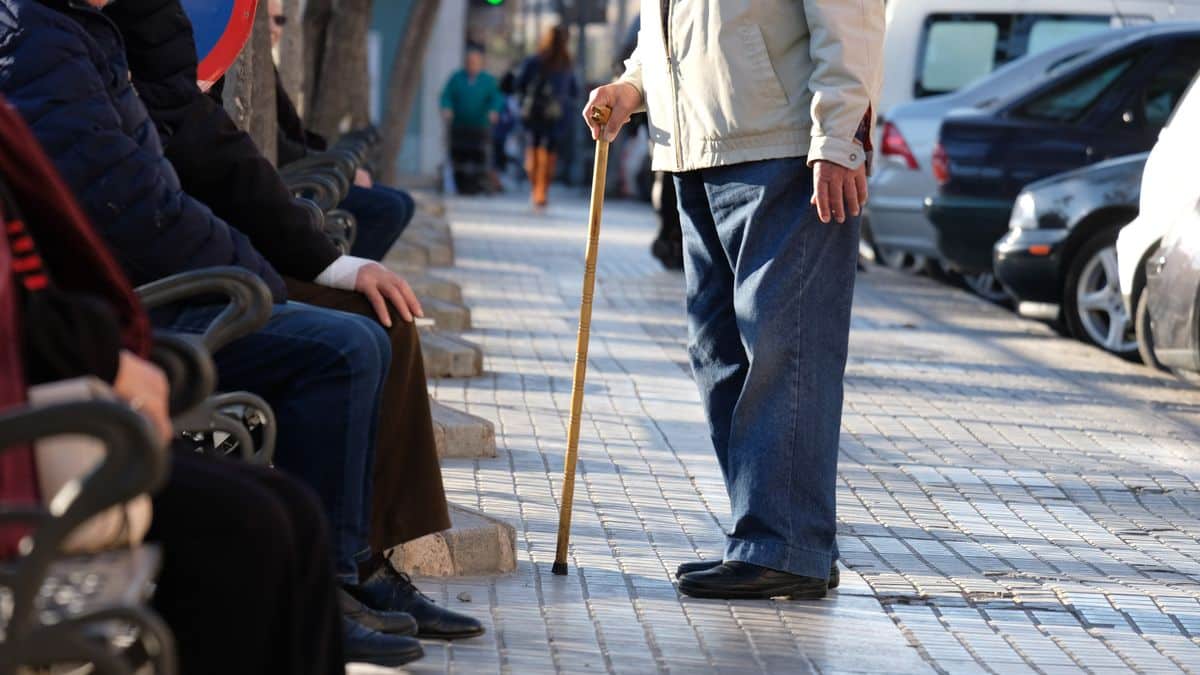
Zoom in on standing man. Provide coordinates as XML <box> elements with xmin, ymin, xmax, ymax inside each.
<box><xmin>585</xmin><ymin>3</ymin><xmax>884</xmax><ymax>599</ymax></box>
<box><xmin>440</xmin><ymin>43</ymin><xmax>504</xmax><ymax>194</ymax></box>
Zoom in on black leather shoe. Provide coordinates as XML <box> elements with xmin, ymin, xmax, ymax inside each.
<box><xmin>676</xmin><ymin>559</ymin><xmax>841</xmax><ymax>588</ymax></box>
<box><xmin>677</xmin><ymin>561</ymin><xmax>828</xmax><ymax>599</ymax></box>
<box><xmin>342</xmin><ymin>617</ymin><xmax>424</xmax><ymax>667</ymax></box>
<box><xmin>346</xmin><ymin>560</ymin><xmax>485</xmax><ymax>640</ymax></box>
<box><xmin>339</xmin><ymin>587</ymin><xmax>418</xmax><ymax>636</ymax></box>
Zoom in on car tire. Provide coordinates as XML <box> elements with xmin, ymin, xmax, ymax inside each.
<box><xmin>877</xmin><ymin>246</ymin><xmax>928</xmax><ymax>274</ymax></box>
<box><xmin>1134</xmin><ymin>288</ymin><xmax>1166</xmax><ymax>370</ymax></box>
<box><xmin>1063</xmin><ymin>230</ymin><xmax>1137</xmax><ymax>357</ymax></box>
<box><xmin>961</xmin><ymin>271</ymin><xmax>1011</xmax><ymax>304</ymax></box>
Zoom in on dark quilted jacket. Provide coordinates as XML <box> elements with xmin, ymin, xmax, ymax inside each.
<box><xmin>0</xmin><ymin>0</ymin><xmax>287</xmax><ymax>301</ymax></box>
<box><xmin>104</xmin><ymin>0</ymin><xmax>341</xmax><ymax>281</ymax></box>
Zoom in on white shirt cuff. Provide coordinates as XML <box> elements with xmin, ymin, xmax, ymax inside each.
<box><xmin>314</xmin><ymin>255</ymin><xmax>373</xmax><ymax>291</ymax></box>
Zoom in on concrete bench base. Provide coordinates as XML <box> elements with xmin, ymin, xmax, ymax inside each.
<box><xmin>389</xmin><ymin>503</ymin><xmax>516</xmax><ymax>577</ymax></box>
<box><xmin>411</xmin><ymin>190</ymin><xmax>446</xmax><ymax>218</ymax></box>
<box><xmin>404</xmin><ymin>225</ymin><xmax>453</xmax><ymax>266</ymax></box>
<box><xmin>431</xmin><ymin>400</ymin><xmax>495</xmax><ymax>458</ymax></box>
<box><xmin>406</xmin><ymin>272</ymin><xmax>463</xmax><ymax>305</ymax></box>
<box><xmin>420</xmin><ymin>329</ymin><xmax>483</xmax><ymax>378</ymax></box>
<box><xmin>383</xmin><ymin>240</ymin><xmax>429</xmax><ymax>268</ymax></box>
<box><xmin>418</xmin><ymin>297</ymin><xmax>471</xmax><ymax>332</ymax></box>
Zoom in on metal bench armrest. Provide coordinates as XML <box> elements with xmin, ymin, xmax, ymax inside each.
<box><xmin>136</xmin><ymin>267</ymin><xmax>273</xmax><ymax>353</ymax></box>
<box><xmin>0</xmin><ymin>400</ymin><xmax>165</xmax><ymax>645</ymax></box>
<box><xmin>150</xmin><ymin>332</ymin><xmax>217</xmax><ymax>418</ymax></box>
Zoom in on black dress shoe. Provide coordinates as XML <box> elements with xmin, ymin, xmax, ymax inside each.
<box><xmin>677</xmin><ymin>561</ymin><xmax>828</xmax><ymax>599</ymax></box>
<box><xmin>676</xmin><ymin>559</ymin><xmax>841</xmax><ymax>588</ymax></box>
<box><xmin>342</xmin><ymin>617</ymin><xmax>424</xmax><ymax>667</ymax></box>
<box><xmin>346</xmin><ymin>560</ymin><xmax>485</xmax><ymax>640</ymax></box>
<box><xmin>339</xmin><ymin>587</ymin><xmax>418</xmax><ymax>635</ymax></box>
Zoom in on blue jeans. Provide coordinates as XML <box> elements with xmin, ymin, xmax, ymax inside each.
<box><xmin>674</xmin><ymin>157</ymin><xmax>859</xmax><ymax>580</ymax></box>
<box><xmin>339</xmin><ymin>185</ymin><xmax>415</xmax><ymax>261</ymax></box>
<box><xmin>158</xmin><ymin>301</ymin><xmax>390</xmax><ymax>582</ymax></box>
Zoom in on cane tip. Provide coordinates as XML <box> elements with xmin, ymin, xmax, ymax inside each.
<box><xmin>551</xmin><ymin>561</ymin><xmax>569</xmax><ymax>576</ymax></box>
<box><xmin>590</xmin><ymin>105</ymin><xmax>612</xmax><ymax>126</ymax></box>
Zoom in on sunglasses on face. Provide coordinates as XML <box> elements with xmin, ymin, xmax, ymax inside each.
<box><xmin>272</xmin><ymin>15</ymin><xmax>287</xmax><ymax>27</ymax></box>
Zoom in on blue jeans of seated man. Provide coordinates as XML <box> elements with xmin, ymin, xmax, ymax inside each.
<box><xmin>673</xmin><ymin>157</ymin><xmax>859</xmax><ymax>580</ymax></box>
<box><xmin>340</xmin><ymin>184</ymin><xmax>415</xmax><ymax>261</ymax></box>
<box><xmin>157</xmin><ymin>300</ymin><xmax>390</xmax><ymax>583</ymax></box>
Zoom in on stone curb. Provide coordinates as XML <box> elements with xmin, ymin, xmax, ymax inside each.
<box><xmin>418</xmin><ymin>297</ymin><xmax>471</xmax><ymax>332</ymax></box>
<box><xmin>430</xmin><ymin>400</ymin><xmax>496</xmax><ymax>459</ymax></box>
<box><xmin>420</xmin><ymin>329</ymin><xmax>483</xmax><ymax>378</ymax></box>
<box><xmin>389</xmin><ymin>503</ymin><xmax>516</xmax><ymax>577</ymax></box>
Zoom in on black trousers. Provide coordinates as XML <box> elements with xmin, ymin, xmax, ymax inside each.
<box><xmin>147</xmin><ymin>450</ymin><xmax>344</xmax><ymax>675</ymax></box>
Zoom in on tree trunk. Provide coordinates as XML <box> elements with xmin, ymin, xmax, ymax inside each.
<box><xmin>302</xmin><ymin>0</ymin><xmax>332</xmax><ymax>127</ymax></box>
<box><xmin>223</xmin><ymin>0</ymin><xmax>278</xmax><ymax>165</ymax></box>
<box><xmin>378</xmin><ymin>0</ymin><xmax>441</xmax><ymax>185</ymax></box>
<box><xmin>306</xmin><ymin>0</ymin><xmax>372</xmax><ymax>140</ymax></box>
<box><xmin>277</xmin><ymin>0</ymin><xmax>305</xmax><ymax>116</ymax></box>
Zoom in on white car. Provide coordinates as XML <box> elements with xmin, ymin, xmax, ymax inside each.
<box><xmin>1117</xmin><ymin>73</ymin><xmax>1200</xmax><ymax>366</ymax></box>
<box><xmin>878</xmin><ymin>0</ymin><xmax>1200</xmax><ymax>115</ymax></box>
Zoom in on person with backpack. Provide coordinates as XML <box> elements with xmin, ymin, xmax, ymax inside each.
<box><xmin>515</xmin><ymin>25</ymin><xmax>579</xmax><ymax>210</ymax></box>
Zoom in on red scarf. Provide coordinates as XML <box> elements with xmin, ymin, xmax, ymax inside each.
<box><xmin>0</xmin><ymin>96</ymin><xmax>153</xmax><ymax>557</ymax></box>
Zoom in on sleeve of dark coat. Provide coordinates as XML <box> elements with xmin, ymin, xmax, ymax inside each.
<box><xmin>107</xmin><ymin>0</ymin><xmax>341</xmax><ymax>282</ymax></box>
<box><xmin>0</xmin><ymin>2</ymin><xmax>287</xmax><ymax>301</ymax></box>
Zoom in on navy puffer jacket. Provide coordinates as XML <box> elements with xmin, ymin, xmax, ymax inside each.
<box><xmin>0</xmin><ymin>0</ymin><xmax>286</xmax><ymax>301</ymax></box>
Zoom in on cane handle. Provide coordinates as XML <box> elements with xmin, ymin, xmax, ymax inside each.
<box><xmin>590</xmin><ymin>105</ymin><xmax>613</xmax><ymax>126</ymax></box>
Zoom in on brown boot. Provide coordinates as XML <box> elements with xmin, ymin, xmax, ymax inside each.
<box><xmin>540</xmin><ymin>151</ymin><xmax>557</xmax><ymax>206</ymax></box>
<box><xmin>525</xmin><ymin>147</ymin><xmax>541</xmax><ymax>206</ymax></box>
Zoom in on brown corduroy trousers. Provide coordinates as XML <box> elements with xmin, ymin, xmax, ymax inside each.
<box><xmin>286</xmin><ymin>277</ymin><xmax>452</xmax><ymax>550</ymax></box>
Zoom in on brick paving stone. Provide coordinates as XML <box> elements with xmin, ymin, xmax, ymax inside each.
<box><xmin>406</xmin><ymin>192</ymin><xmax>1200</xmax><ymax>674</ymax></box>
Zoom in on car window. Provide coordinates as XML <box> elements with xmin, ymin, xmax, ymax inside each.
<box><xmin>1140</xmin><ymin>41</ymin><xmax>1200</xmax><ymax>130</ymax></box>
<box><xmin>916</xmin><ymin>13</ymin><xmax>1114</xmax><ymax>98</ymax></box>
<box><xmin>1164</xmin><ymin>74</ymin><xmax>1200</xmax><ymax>134</ymax></box>
<box><xmin>1017</xmin><ymin>54</ymin><xmax>1138</xmax><ymax>123</ymax></box>
<box><xmin>1028</xmin><ymin>20</ymin><xmax>1112</xmax><ymax>54</ymax></box>
<box><xmin>920</xmin><ymin>22</ymin><xmax>1000</xmax><ymax>94</ymax></box>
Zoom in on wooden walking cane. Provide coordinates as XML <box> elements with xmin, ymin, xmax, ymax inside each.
<box><xmin>552</xmin><ymin>105</ymin><xmax>612</xmax><ymax>576</ymax></box>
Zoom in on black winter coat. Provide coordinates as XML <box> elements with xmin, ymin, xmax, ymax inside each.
<box><xmin>104</xmin><ymin>0</ymin><xmax>340</xmax><ymax>282</ymax></box>
<box><xmin>0</xmin><ymin>0</ymin><xmax>287</xmax><ymax>300</ymax></box>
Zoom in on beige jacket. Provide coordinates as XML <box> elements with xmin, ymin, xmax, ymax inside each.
<box><xmin>618</xmin><ymin>1</ymin><xmax>885</xmax><ymax>173</ymax></box>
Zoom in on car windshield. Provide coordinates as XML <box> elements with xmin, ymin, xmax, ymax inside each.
<box><xmin>916</xmin><ymin>13</ymin><xmax>1115</xmax><ymax>97</ymax></box>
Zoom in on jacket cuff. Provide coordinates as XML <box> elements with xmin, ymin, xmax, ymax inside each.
<box><xmin>807</xmin><ymin>135</ymin><xmax>868</xmax><ymax>171</ymax></box>
<box><xmin>314</xmin><ymin>255</ymin><xmax>373</xmax><ymax>291</ymax></box>
<box><xmin>615</xmin><ymin>73</ymin><xmax>647</xmax><ymax>115</ymax></box>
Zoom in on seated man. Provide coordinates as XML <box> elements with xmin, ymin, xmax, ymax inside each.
<box><xmin>0</xmin><ymin>0</ymin><xmax>476</xmax><ymax>663</ymax></box>
<box><xmin>268</xmin><ymin>0</ymin><xmax>413</xmax><ymax>262</ymax></box>
<box><xmin>107</xmin><ymin>0</ymin><xmax>472</xmax><ymax>576</ymax></box>
<box><xmin>0</xmin><ymin>99</ymin><xmax>352</xmax><ymax>672</ymax></box>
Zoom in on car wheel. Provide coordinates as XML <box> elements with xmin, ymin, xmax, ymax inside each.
<box><xmin>878</xmin><ymin>247</ymin><xmax>928</xmax><ymax>274</ymax></box>
<box><xmin>961</xmin><ymin>271</ymin><xmax>1011</xmax><ymax>304</ymax></box>
<box><xmin>1134</xmin><ymin>288</ymin><xmax>1166</xmax><ymax>370</ymax></box>
<box><xmin>1063</xmin><ymin>231</ymin><xmax>1136</xmax><ymax>357</ymax></box>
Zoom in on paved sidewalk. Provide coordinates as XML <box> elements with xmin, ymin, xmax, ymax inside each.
<box><xmin>412</xmin><ymin>190</ymin><xmax>1200</xmax><ymax>674</ymax></box>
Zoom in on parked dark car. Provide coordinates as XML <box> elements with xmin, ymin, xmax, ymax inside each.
<box><xmin>925</xmin><ymin>24</ymin><xmax>1200</xmax><ymax>277</ymax></box>
<box><xmin>994</xmin><ymin>153</ymin><xmax>1146</xmax><ymax>356</ymax></box>
<box><xmin>1145</xmin><ymin>200</ymin><xmax>1200</xmax><ymax>371</ymax></box>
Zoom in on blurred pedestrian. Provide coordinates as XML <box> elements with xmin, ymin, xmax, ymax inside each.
<box><xmin>585</xmin><ymin>1</ymin><xmax>884</xmax><ymax>600</ymax></box>
<box><xmin>440</xmin><ymin>43</ymin><xmax>504</xmax><ymax>194</ymax></box>
<box><xmin>515</xmin><ymin>25</ymin><xmax>579</xmax><ymax>210</ymax></box>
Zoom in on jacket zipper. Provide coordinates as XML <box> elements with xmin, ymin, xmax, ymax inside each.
<box><xmin>662</xmin><ymin>2</ymin><xmax>684</xmax><ymax>170</ymax></box>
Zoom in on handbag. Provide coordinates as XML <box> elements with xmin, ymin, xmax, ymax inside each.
<box><xmin>29</xmin><ymin>376</ymin><xmax>153</xmax><ymax>554</ymax></box>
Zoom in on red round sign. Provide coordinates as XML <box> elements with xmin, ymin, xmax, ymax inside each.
<box><xmin>182</xmin><ymin>0</ymin><xmax>259</xmax><ymax>91</ymax></box>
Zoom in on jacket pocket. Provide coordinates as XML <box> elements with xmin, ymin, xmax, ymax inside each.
<box><xmin>738</xmin><ymin>23</ymin><xmax>789</xmax><ymax>108</ymax></box>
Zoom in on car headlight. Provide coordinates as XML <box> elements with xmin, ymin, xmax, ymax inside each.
<box><xmin>1009</xmin><ymin>192</ymin><xmax>1037</xmax><ymax>231</ymax></box>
